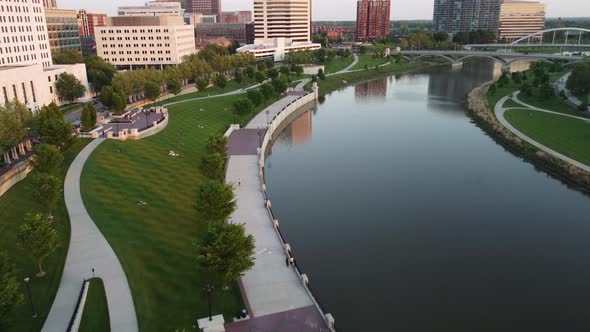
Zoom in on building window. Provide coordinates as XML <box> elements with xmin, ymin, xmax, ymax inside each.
<box><xmin>21</xmin><ymin>82</ymin><xmax>27</xmax><ymax>104</ymax></box>
<box><xmin>30</xmin><ymin>81</ymin><xmax>36</xmax><ymax>103</ymax></box>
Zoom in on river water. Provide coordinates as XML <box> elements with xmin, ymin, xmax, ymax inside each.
<box><xmin>264</xmin><ymin>59</ymin><xmax>590</xmax><ymax>331</ymax></box>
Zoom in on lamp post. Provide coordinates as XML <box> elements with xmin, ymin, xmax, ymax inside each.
<box><xmin>203</xmin><ymin>283</ymin><xmax>214</xmax><ymax>321</ymax></box>
<box><xmin>23</xmin><ymin>278</ymin><xmax>37</xmax><ymax>318</ymax></box>
<box><xmin>265</xmin><ymin>110</ymin><xmax>270</xmax><ymax>125</ymax></box>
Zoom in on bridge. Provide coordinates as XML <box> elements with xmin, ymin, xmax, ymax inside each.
<box><xmin>398</xmin><ymin>50</ymin><xmax>585</xmax><ymax>69</ymax></box>
<box><xmin>467</xmin><ymin>28</ymin><xmax>590</xmax><ymax>51</ymax></box>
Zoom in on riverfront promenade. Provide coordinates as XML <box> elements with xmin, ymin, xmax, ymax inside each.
<box><xmin>225</xmin><ymin>88</ymin><xmax>332</xmax><ymax>331</ymax></box>
<box><xmin>43</xmin><ymin>138</ymin><xmax>138</xmax><ymax>332</ymax></box>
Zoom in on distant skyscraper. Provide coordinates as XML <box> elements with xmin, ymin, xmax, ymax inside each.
<box><xmin>185</xmin><ymin>0</ymin><xmax>221</xmax><ymax>21</ymax></box>
<box><xmin>499</xmin><ymin>0</ymin><xmax>546</xmax><ymax>42</ymax></box>
<box><xmin>43</xmin><ymin>0</ymin><xmax>57</xmax><ymax>9</ymax></box>
<box><xmin>254</xmin><ymin>0</ymin><xmax>312</xmax><ymax>42</ymax></box>
<box><xmin>356</xmin><ymin>0</ymin><xmax>391</xmax><ymax>41</ymax></box>
<box><xmin>433</xmin><ymin>0</ymin><xmax>502</xmax><ymax>35</ymax></box>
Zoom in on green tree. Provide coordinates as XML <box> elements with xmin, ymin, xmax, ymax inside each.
<box><xmin>264</xmin><ymin>58</ymin><xmax>274</xmax><ymax>69</ymax></box>
<box><xmin>197</xmin><ymin>222</ymin><xmax>255</xmax><ymax>286</ymax></box>
<box><xmin>85</xmin><ymin>56</ymin><xmax>117</xmax><ymax>92</ymax></box>
<box><xmin>566</xmin><ymin>62</ymin><xmax>590</xmax><ymax>97</ymax></box>
<box><xmin>17</xmin><ymin>213</ymin><xmax>58</xmax><ymax>277</ymax></box>
<box><xmin>29</xmin><ymin>144</ymin><xmax>63</xmax><ymax>175</ymax></box>
<box><xmin>266</xmin><ymin>68</ymin><xmax>279</xmax><ymax>79</ymax></box>
<box><xmin>207</xmin><ymin>133</ymin><xmax>228</xmax><ymax>155</ymax></box>
<box><xmin>200</xmin><ymin>153</ymin><xmax>226</xmax><ymax>181</ymax></box>
<box><xmin>31</xmin><ymin>174</ymin><xmax>62</xmax><ymax>219</ymax></box>
<box><xmin>272</xmin><ymin>74</ymin><xmax>289</xmax><ymax>94</ymax></box>
<box><xmin>55</xmin><ymin>72</ymin><xmax>86</xmax><ymax>104</ymax></box>
<box><xmin>539</xmin><ymin>82</ymin><xmax>554</xmax><ymax>100</ymax></box>
<box><xmin>255</xmin><ymin>70</ymin><xmax>266</xmax><ymax>84</ymax></box>
<box><xmin>520</xmin><ymin>82</ymin><xmax>532</xmax><ymax>97</ymax></box>
<box><xmin>234</xmin><ymin>68</ymin><xmax>244</xmax><ymax>83</ymax></box>
<box><xmin>232</xmin><ymin>98</ymin><xmax>254</xmax><ymax>116</ymax></box>
<box><xmin>214</xmin><ymin>74</ymin><xmax>227</xmax><ymax>89</ymax></box>
<box><xmin>247</xmin><ymin>89</ymin><xmax>264</xmax><ymax>106</ymax></box>
<box><xmin>88</xmin><ymin>102</ymin><xmax>97</xmax><ymax>127</ymax></box>
<box><xmin>112</xmin><ymin>93</ymin><xmax>126</xmax><ymax>115</ymax></box>
<box><xmin>100</xmin><ymin>86</ymin><xmax>114</xmax><ymax>108</ymax></box>
<box><xmin>0</xmin><ymin>101</ymin><xmax>29</xmax><ymax>153</ymax></box>
<box><xmin>511</xmin><ymin>72</ymin><xmax>522</xmax><ymax>84</ymax></box>
<box><xmin>81</xmin><ymin>104</ymin><xmax>92</xmax><ymax>132</ymax></box>
<box><xmin>279</xmin><ymin>65</ymin><xmax>290</xmax><ymax>77</ymax></box>
<box><xmin>34</xmin><ymin>103</ymin><xmax>73</xmax><ymax>148</ymax></box>
<box><xmin>245</xmin><ymin>66</ymin><xmax>256</xmax><ymax>79</ymax></box>
<box><xmin>292</xmin><ymin>65</ymin><xmax>304</xmax><ymax>75</ymax></box>
<box><xmin>260</xmin><ymin>83</ymin><xmax>275</xmax><ymax>101</ymax></box>
<box><xmin>317</xmin><ymin>68</ymin><xmax>326</xmax><ymax>80</ymax></box>
<box><xmin>0</xmin><ymin>252</ymin><xmax>23</xmax><ymax>319</ymax></box>
<box><xmin>195</xmin><ymin>181</ymin><xmax>236</xmax><ymax>222</ymax></box>
<box><xmin>196</xmin><ymin>77</ymin><xmax>210</xmax><ymax>91</ymax></box>
<box><xmin>144</xmin><ymin>81</ymin><xmax>161</xmax><ymax>104</ymax></box>
<box><xmin>52</xmin><ymin>48</ymin><xmax>83</xmax><ymax>64</ymax></box>
<box><xmin>167</xmin><ymin>79</ymin><xmax>182</xmax><ymax>98</ymax></box>
<box><xmin>488</xmin><ymin>84</ymin><xmax>497</xmax><ymax>96</ymax></box>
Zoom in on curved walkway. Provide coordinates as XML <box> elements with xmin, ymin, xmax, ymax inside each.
<box><xmin>512</xmin><ymin>91</ymin><xmax>590</xmax><ymax>121</ymax></box>
<box><xmin>43</xmin><ymin>138</ymin><xmax>138</xmax><ymax>332</ymax></box>
<box><xmin>494</xmin><ymin>93</ymin><xmax>590</xmax><ymax>173</ymax></box>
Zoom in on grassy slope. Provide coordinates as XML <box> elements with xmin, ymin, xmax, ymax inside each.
<box><xmin>79</xmin><ymin>278</ymin><xmax>110</xmax><ymax>332</ymax></box>
<box><xmin>351</xmin><ymin>54</ymin><xmax>390</xmax><ymax>70</ymax></box>
<box><xmin>323</xmin><ymin>56</ymin><xmax>355</xmax><ymax>74</ymax></box>
<box><xmin>0</xmin><ymin>139</ymin><xmax>91</xmax><ymax>332</ymax></box>
<box><xmin>153</xmin><ymin>78</ymin><xmax>256</xmax><ymax>106</ymax></box>
<box><xmin>80</xmin><ymin>94</ymin><xmax>277</xmax><ymax>331</ymax></box>
<box><xmin>504</xmin><ymin>109</ymin><xmax>590</xmax><ymax>166</ymax></box>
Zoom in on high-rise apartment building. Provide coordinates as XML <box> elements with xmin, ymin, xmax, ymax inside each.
<box><xmin>43</xmin><ymin>0</ymin><xmax>57</xmax><ymax>9</ymax></box>
<box><xmin>356</xmin><ymin>0</ymin><xmax>391</xmax><ymax>41</ymax></box>
<box><xmin>185</xmin><ymin>0</ymin><xmax>221</xmax><ymax>20</ymax></box>
<box><xmin>254</xmin><ymin>0</ymin><xmax>311</xmax><ymax>42</ymax></box>
<box><xmin>433</xmin><ymin>0</ymin><xmax>502</xmax><ymax>35</ymax></box>
<box><xmin>499</xmin><ymin>0</ymin><xmax>545</xmax><ymax>42</ymax></box>
<box><xmin>0</xmin><ymin>0</ymin><xmax>53</xmax><ymax>68</ymax></box>
<box><xmin>45</xmin><ymin>8</ymin><xmax>81</xmax><ymax>52</ymax></box>
<box><xmin>95</xmin><ymin>16</ymin><xmax>196</xmax><ymax>70</ymax></box>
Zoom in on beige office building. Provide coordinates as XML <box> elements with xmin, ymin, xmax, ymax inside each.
<box><xmin>45</xmin><ymin>8</ymin><xmax>82</xmax><ymax>52</ymax></box>
<box><xmin>95</xmin><ymin>16</ymin><xmax>196</xmax><ymax>70</ymax></box>
<box><xmin>253</xmin><ymin>0</ymin><xmax>311</xmax><ymax>43</ymax></box>
<box><xmin>499</xmin><ymin>0</ymin><xmax>546</xmax><ymax>42</ymax></box>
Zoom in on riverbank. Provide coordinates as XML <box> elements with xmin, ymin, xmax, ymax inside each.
<box><xmin>467</xmin><ymin>82</ymin><xmax>590</xmax><ymax>194</ymax></box>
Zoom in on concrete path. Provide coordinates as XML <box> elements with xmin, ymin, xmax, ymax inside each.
<box><xmin>554</xmin><ymin>72</ymin><xmax>589</xmax><ymax>109</ymax></box>
<box><xmin>341</xmin><ymin>53</ymin><xmax>359</xmax><ymax>73</ymax></box>
<box><xmin>43</xmin><ymin>138</ymin><xmax>138</xmax><ymax>332</ymax></box>
<box><xmin>494</xmin><ymin>95</ymin><xmax>590</xmax><ymax>173</ymax></box>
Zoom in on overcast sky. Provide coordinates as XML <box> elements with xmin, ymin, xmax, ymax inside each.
<box><xmin>60</xmin><ymin>0</ymin><xmax>589</xmax><ymax>20</ymax></box>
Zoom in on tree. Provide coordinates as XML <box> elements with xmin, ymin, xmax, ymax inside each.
<box><xmin>196</xmin><ymin>77</ymin><xmax>210</xmax><ymax>91</ymax></box>
<box><xmin>566</xmin><ymin>62</ymin><xmax>590</xmax><ymax>97</ymax></box>
<box><xmin>234</xmin><ymin>68</ymin><xmax>244</xmax><ymax>83</ymax></box>
<box><xmin>539</xmin><ymin>82</ymin><xmax>554</xmax><ymax>100</ymax></box>
<box><xmin>17</xmin><ymin>213</ymin><xmax>58</xmax><ymax>277</ymax></box>
<box><xmin>144</xmin><ymin>81</ymin><xmax>161</xmax><ymax>104</ymax></box>
<box><xmin>200</xmin><ymin>153</ymin><xmax>226</xmax><ymax>181</ymax></box>
<box><xmin>247</xmin><ymin>89</ymin><xmax>264</xmax><ymax>106</ymax></box>
<box><xmin>394</xmin><ymin>53</ymin><xmax>402</xmax><ymax>64</ymax></box>
<box><xmin>264</xmin><ymin>58</ymin><xmax>274</xmax><ymax>69</ymax></box>
<box><xmin>266</xmin><ymin>68</ymin><xmax>279</xmax><ymax>79</ymax></box>
<box><xmin>85</xmin><ymin>56</ymin><xmax>117</xmax><ymax>92</ymax></box>
<box><xmin>255</xmin><ymin>70</ymin><xmax>266</xmax><ymax>84</ymax></box>
<box><xmin>34</xmin><ymin>103</ymin><xmax>73</xmax><ymax>148</ymax></box>
<box><xmin>245</xmin><ymin>66</ymin><xmax>256</xmax><ymax>79</ymax></box>
<box><xmin>511</xmin><ymin>72</ymin><xmax>522</xmax><ymax>84</ymax></box>
<box><xmin>112</xmin><ymin>93</ymin><xmax>126</xmax><ymax>115</ymax></box>
<box><xmin>232</xmin><ymin>98</ymin><xmax>254</xmax><ymax>116</ymax></box>
<box><xmin>31</xmin><ymin>174</ymin><xmax>62</xmax><ymax>219</ymax></box>
<box><xmin>0</xmin><ymin>101</ymin><xmax>29</xmax><ymax>154</ymax></box>
<box><xmin>317</xmin><ymin>68</ymin><xmax>326</xmax><ymax>80</ymax></box>
<box><xmin>453</xmin><ymin>32</ymin><xmax>470</xmax><ymax>44</ymax></box>
<box><xmin>214</xmin><ymin>74</ymin><xmax>227</xmax><ymax>89</ymax></box>
<box><xmin>52</xmin><ymin>48</ymin><xmax>83</xmax><ymax>64</ymax></box>
<box><xmin>81</xmin><ymin>103</ymin><xmax>97</xmax><ymax>132</ymax></box>
<box><xmin>0</xmin><ymin>252</ymin><xmax>23</xmax><ymax>319</ymax></box>
<box><xmin>88</xmin><ymin>103</ymin><xmax>97</xmax><ymax>130</ymax></box>
<box><xmin>279</xmin><ymin>65</ymin><xmax>290</xmax><ymax>77</ymax></box>
<box><xmin>272</xmin><ymin>75</ymin><xmax>289</xmax><ymax>94</ymax></box>
<box><xmin>260</xmin><ymin>83</ymin><xmax>275</xmax><ymax>101</ymax></box>
<box><xmin>433</xmin><ymin>32</ymin><xmax>449</xmax><ymax>42</ymax></box>
<box><xmin>197</xmin><ymin>222</ymin><xmax>255</xmax><ymax>287</ymax></box>
<box><xmin>292</xmin><ymin>65</ymin><xmax>304</xmax><ymax>75</ymax></box>
<box><xmin>520</xmin><ymin>82</ymin><xmax>532</xmax><ymax>97</ymax></box>
<box><xmin>195</xmin><ymin>181</ymin><xmax>236</xmax><ymax>222</ymax></box>
<box><xmin>55</xmin><ymin>72</ymin><xmax>86</xmax><ymax>104</ymax></box>
<box><xmin>359</xmin><ymin>45</ymin><xmax>368</xmax><ymax>54</ymax></box>
<box><xmin>488</xmin><ymin>84</ymin><xmax>497</xmax><ymax>96</ymax></box>
<box><xmin>100</xmin><ymin>86</ymin><xmax>114</xmax><ymax>108</ymax></box>
<box><xmin>167</xmin><ymin>79</ymin><xmax>182</xmax><ymax>98</ymax></box>
<box><xmin>207</xmin><ymin>133</ymin><xmax>228</xmax><ymax>155</ymax></box>
<box><xmin>29</xmin><ymin>144</ymin><xmax>63</xmax><ymax>175</ymax></box>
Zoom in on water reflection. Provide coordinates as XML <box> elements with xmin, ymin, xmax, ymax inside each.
<box><xmin>354</xmin><ymin>78</ymin><xmax>387</xmax><ymax>103</ymax></box>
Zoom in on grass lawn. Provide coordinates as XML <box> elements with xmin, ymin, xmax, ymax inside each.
<box><xmin>351</xmin><ymin>54</ymin><xmax>390</xmax><ymax>70</ymax></box>
<box><xmin>324</xmin><ymin>56</ymin><xmax>355</xmax><ymax>74</ymax></box>
<box><xmin>153</xmin><ymin>78</ymin><xmax>257</xmax><ymax>106</ymax></box>
<box><xmin>505</xmin><ymin>109</ymin><xmax>590</xmax><ymax>166</ymax></box>
<box><xmin>79</xmin><ymin>278</ymin><xmax>110</xmax><ymax>332</ymax></box>
<box><xmin>80</xmin><ymin>94</ymin><xmax>278</xmax><ymax>331</ymax></box>
<box><xmin>0</xmin><ymin>138</ymin><xmax>91</xmax><ymax>332</ymax></box>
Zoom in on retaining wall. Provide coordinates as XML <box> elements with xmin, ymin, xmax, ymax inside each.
<box><xmin>0</xmin><ymin>159</ymin><xmax>32</xmax><ymax>197</ymax></box>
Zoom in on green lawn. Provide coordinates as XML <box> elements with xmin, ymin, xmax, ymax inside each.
<box><xmin>324</xmin><ymin>56</ymin><xmax>355</xmax><ymax>74</ymax></box>
<box><xmin>351</xmin><ymin>54</ymin><xmax>390</xmax><ymax>70</ymax></box>
<box><xmin>505</xmin><ymin>109</ymin><xmax>590</xmax><ymax>166</ymax></box>
<box><xmin>80</xmin><ymin>94</ymin><xmax>277</xmax><ymax>331</ymax></box>
<box><xmin>0</xmin><ymin>138</ymin><xmax>91</xmax><ymax>332</ymax></box>
<box><xmin>79</xmin><ymin>278</ymin><xmax>110</xmax><ymax>332</ymax></box>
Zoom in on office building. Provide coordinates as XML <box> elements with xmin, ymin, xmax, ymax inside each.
<box><xmin>43</xmin><ymin>0</ymin><xmax>57</xmax><ymax>9</ymax></box>
<box><xmin>118</xmin><ymin>1</ymin><xmax>185</xmax><ymax>17</ymax></box>
<box><xmin>78</xmin><ymin>10</ymin><xmax>107</xmax><ymax>38</ymax></box>
<box><xmin>221</xmin><ymin>11</ymin><xmax>252</xmax><ymax>23</ymax></box>
<box><xmin>356</xmin><ymin>0</ymin><xmax>391</xmax><ymax>41</ymax></box>
<box><xmin>237</xmin><ymin>38</ymin><xmax>320</xmax><ymax>61</ymax></box>
<box><xmin>45</xmin><ymin>8</ymin><xmax>81</xmax><ymax>52</ymax></box>
<box><xmin>433</xmin><ymin>0</ymin><xmax>502</xmax><ymax>35</ymax></box>
<box><xmin>499</xmin><ymin>0</ymin><xmax>545</xmax><ymax>42</ymax></box>
<box><xmin>185</xmin><ymin>0</ymin><xmax>221</xmax><ymax>20</ymax></box>
<box><xmin>196</xmin><ymin>23</ymin><xmax>249</xmax><ymax>46</ymax></box>
<box><xmin>254</xmin><ymin>0</ymin><xmax>312</xmax><ymax>43</ymax></box>
<box><xmin>95</xmin><ymin>16</ymin><xmax>196</xmax><ymax>70</ymax></box>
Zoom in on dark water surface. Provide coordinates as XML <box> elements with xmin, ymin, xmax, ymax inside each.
<box><xmin>264</xmin><ymin>60</ymin><xmax>590</xmax><ymax>331</ymax></box>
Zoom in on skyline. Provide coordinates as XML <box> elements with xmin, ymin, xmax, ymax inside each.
<box><xmin>60</xmin><ymin>0</ymin><xmax>589</xmax><ymax>20</ymax></box>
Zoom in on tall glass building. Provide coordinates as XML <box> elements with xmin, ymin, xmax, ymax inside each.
<box><xmin>433</xmin><ymin>0</ymin><xmax>502</xmax><ymax>35</ymax></box>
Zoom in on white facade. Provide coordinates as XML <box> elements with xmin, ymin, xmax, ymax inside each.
<box><xmin>0</xmin><ymin>0</ymin><xmax>53</xmax><ymax>68</ymax></box>
<box><xmin>254</xmin><ymin>0</ymin><xmax>311</xmax><ymax>43</ymax></box>
<box><xmin>95</xmin><ymin>16</ymin><xmax>196</xmax><ymax>69</ymax></box>
<box><xmin>0</xmin><ymin>63</ymin><xmax>91</xmax><ymax>110</ymax></box>
<box><xmin>118</xmin><ymin>1</ymin><xmax>184</xmax><ymax>17</ymax></box>
<box><xmin>237</xmin><ymin>37</ymin><xmax>320</xmax><ymax>62</ymax></box>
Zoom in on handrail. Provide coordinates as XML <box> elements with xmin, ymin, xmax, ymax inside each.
<box><xmin>66</xmin><ymin>279</ymin><xmax>88</xmax><ymax>332</ymax></box>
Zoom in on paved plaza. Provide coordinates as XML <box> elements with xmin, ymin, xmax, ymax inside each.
<box><xmin>100</xmin><ymin>109</ymin><xmax>165</xmax><ymax>136</ymax></box>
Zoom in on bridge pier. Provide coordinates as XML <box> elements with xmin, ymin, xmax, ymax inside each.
<box><xmin>451</xmin><ymin>62</ymin><xmax>463</xmax><ymax>70</ymax></box>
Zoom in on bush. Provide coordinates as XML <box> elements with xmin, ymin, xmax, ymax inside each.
<box><xmin>317</xmin><ymin>68</ymin><xmax>326</xmax><ymax>80</ymax></box>
<box><xmin>247</xmin><ymin>89</ymin><xmax>264</xmax><ymax>106</ymax></box>
<box><xmin>200</xmin><ymin>152</ymin><xmax>226</xmax><ymax>181</ymax></box>
<box><xmin>206</xmin><ymin>133</ymin><xmax>228</xmax><ymax>155</ymax></box>
<box><xmin>255</xmin><ymin>71</ymin><xmax>266</xmax><ymax>84</ymax></box>
<box><xmin>196</xmin><ymin>77</ymin><xmax>209</xmax><ymax>91</ymax></box>
<box><xmin>233</xmin><ymin>98</ymin><xmax>254</xmax><ymax>116</ymax></box>
<box><xmin>214</xmin><ymin>74</ymin><xmax>227</xmax><ymax>89</ymax></box>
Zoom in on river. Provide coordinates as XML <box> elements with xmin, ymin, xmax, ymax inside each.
<box><xmin>264</xmin><ymin>59</ymin><xmax>590</xmax><ymax>331</ymax></box>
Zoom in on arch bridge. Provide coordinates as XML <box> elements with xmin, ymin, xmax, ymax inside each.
<box><xmin>467</xmin><ymin>28</ymin><xmax>590</xmax><ymax>50</ymax></box>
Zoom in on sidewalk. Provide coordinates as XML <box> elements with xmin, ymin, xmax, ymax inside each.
<box><xmin>42</xmin><ymin>138</ymin><xmax>138</xmax><ymax>332</ymax></box>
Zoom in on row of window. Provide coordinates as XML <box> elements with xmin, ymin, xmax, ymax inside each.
<box><xmin>1</xmin><ymin>81</ymin><xmax>37</xmax><ymax>105</ymax></box>
<box><xmin>104</xmin><ymin>50</ymin><xmax>171</xmax><ymax>55</ymax></box>
<box><xmin>103</xmin><ymin>57</ymin><xmax>173</xmax><ymax>62</ymax></box>
<box><xmin>101</xmin><ymin>36</ymin><xmax>170</xmax><ymax>41</ymax></box>
<box><xmin>102</xmin><ymin>43</ymin><xmax>171</xmax><ymax>48</ymax></box>
<box><xmin>100</xmin><ymin>28</ymin><xmax>170</xmax><ymax>34</ymax></box>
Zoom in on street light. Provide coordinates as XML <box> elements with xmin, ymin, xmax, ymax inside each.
<box><xmin>23</xmin><ymin>278</ymin><xmax>37</xmax><ymax>318</ymax></box>
<box><xmin>203</xmin><ymin>283</ymin><xmax>214</xmax><ymax>321</ymax></box>
<box><xmin>265</xmin><ymin>110</ymin><xmax>270</xmax><ymax>125</ymax></box>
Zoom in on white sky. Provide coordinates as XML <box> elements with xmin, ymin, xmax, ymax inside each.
<box><xmin>60</xmin><ymin>0</ymin><xmax>590</xmax><ymax>20</ymax></box>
